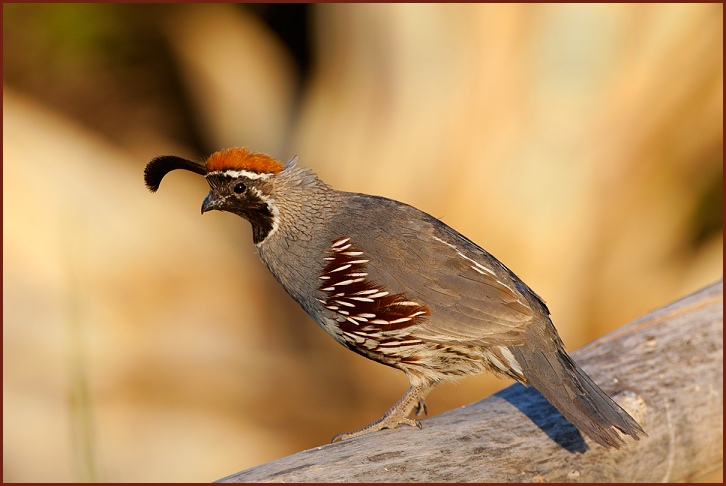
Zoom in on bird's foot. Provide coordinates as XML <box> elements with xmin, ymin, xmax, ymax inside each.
<box><xmin>331</xmin><ymin>414</ymin><xmax>421</xmax><ymax>442</ymax></box>
<box><xmin>331</xmin><ymin>383</ymin><xmax>433</xmax><ymax>442</ymax></box>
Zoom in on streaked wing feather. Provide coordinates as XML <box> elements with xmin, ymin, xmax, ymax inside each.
<box><xmin>340</xmin><ymin>196</ymin><xmax>540</xmax><ymax>347</ymax></box>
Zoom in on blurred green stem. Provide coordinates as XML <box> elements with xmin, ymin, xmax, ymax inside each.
<box><xmin>64</xmin><ymin>209</ymin><xmax>99</xmax><ymax>483</ymax></box>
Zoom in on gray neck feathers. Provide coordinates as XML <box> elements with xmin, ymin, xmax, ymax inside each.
<box><xmin>268</xmin><ymin>163</ymin><xmax>337</xmax><ymax>241</ymax></box>
<box><xmin>256</xmin><ymin>162</ymin><xmax>343</xmax><ymax>315</ymax></box>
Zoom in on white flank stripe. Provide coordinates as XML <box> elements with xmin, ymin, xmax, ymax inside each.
<box><xmin>488</xmin><ymin>354</ymin><xmax>508</xmax><ymax>372</ymax></box>
<box><xmin>344</xmin><ymin>333</ymin><xmax>365</xmax><ymax>344</ymax></box>
<box><xmin>498</xmin><ymin>346</ymin><xmax>523</xmax><ymax>376</ymax></box>
<box><xmin>354</xmin><ymin>289</ymin><xmax>380</xmax><ymax>295</ymax></box>
<box><xmin>331</xmin><ymin>237</ymin><xmax>350</xmax><ymax>248</ymax></box>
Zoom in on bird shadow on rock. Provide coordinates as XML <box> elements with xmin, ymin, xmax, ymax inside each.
<box><xmin>495</xmin><ymin>383</ymin><xmax>589</xmax><ymax>453</ymax></box>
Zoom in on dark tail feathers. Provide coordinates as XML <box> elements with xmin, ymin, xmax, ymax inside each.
<box><xmin>510</xmin><ymin>330</ymin><xmax>646</xmax><ymax>449</ymax></box>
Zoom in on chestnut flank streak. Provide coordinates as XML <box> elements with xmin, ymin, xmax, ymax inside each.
<box><xmin>319</xmin><ymin>238</ymin><xmax>430</xmax><ymax>335</ymax></box>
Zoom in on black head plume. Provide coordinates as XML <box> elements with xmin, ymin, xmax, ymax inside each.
<box><xmin>144</xmin><ymin>155</ymin><xmax>208</xmax><ymax>192</ymax></box>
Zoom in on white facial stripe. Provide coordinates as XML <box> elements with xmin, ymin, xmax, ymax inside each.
<box><xmin>251</xmin><ymin>187</ymin><xmax>280</xmax><ymax>245</ymax></box>
<box><xmin>208</xmin><ymin>169</ymin><xmax>273</xmax><ymax>180</ymax></box>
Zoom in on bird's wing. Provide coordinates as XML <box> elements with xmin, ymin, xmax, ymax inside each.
<box><xmin>338</xmin><ymin>195</ymin><xmax>546</xmax><ymax>347</ymax></box>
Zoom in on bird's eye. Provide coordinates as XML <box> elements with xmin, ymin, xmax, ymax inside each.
<box><xmin>233</xmin><ymin>182</ymin><xmax>246</xmax><ymax>194</ymax></box>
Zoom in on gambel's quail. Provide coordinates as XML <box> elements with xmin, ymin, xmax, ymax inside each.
<box><xmin>144</xmin><ymin>147</ymin><xmax>645</xmax><ymax>449</ymax></box>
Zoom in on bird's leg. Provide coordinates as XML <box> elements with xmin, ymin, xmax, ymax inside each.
<box><xmin>413</xmin><ymin>397</ymin><xmax>428</xmax><ymax>417</ymax></box>
<box><xmin>332</xmin><ymin>382</ymin><xmax>435</xmax><ymax>442</ymax></box>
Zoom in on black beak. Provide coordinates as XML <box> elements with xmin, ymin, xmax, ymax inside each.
<box><xmin>201</xmin><ymin>191</ymin><xmax>225</xmax><ymax>214</ymax></box>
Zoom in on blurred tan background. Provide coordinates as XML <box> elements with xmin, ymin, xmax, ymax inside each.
<box><xmin>3</xmin><ymin>3</ymin><xmax>722</xmax><ymax>482</ymax></box>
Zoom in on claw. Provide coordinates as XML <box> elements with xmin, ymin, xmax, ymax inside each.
<box><xmin>413</xmin><ymin>398</ymin><xmax>428</xmax><ymax>417</ymax></box>
<box><xmin>330</xmin><ymin>383</ymin><xmax>434</xmax><ymax>442</ymax></box>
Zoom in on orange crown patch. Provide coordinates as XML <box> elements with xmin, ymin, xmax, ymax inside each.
<box><xmin>205</xmin><ymin>147</ymin><xmax>285</xmax><ymax>174</ymax></box>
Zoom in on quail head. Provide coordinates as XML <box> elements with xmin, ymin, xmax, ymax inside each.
<box><xmin>144</xmin><ymin>147</ymin><xmax>645</xmax><ymax>449</ymax></box>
